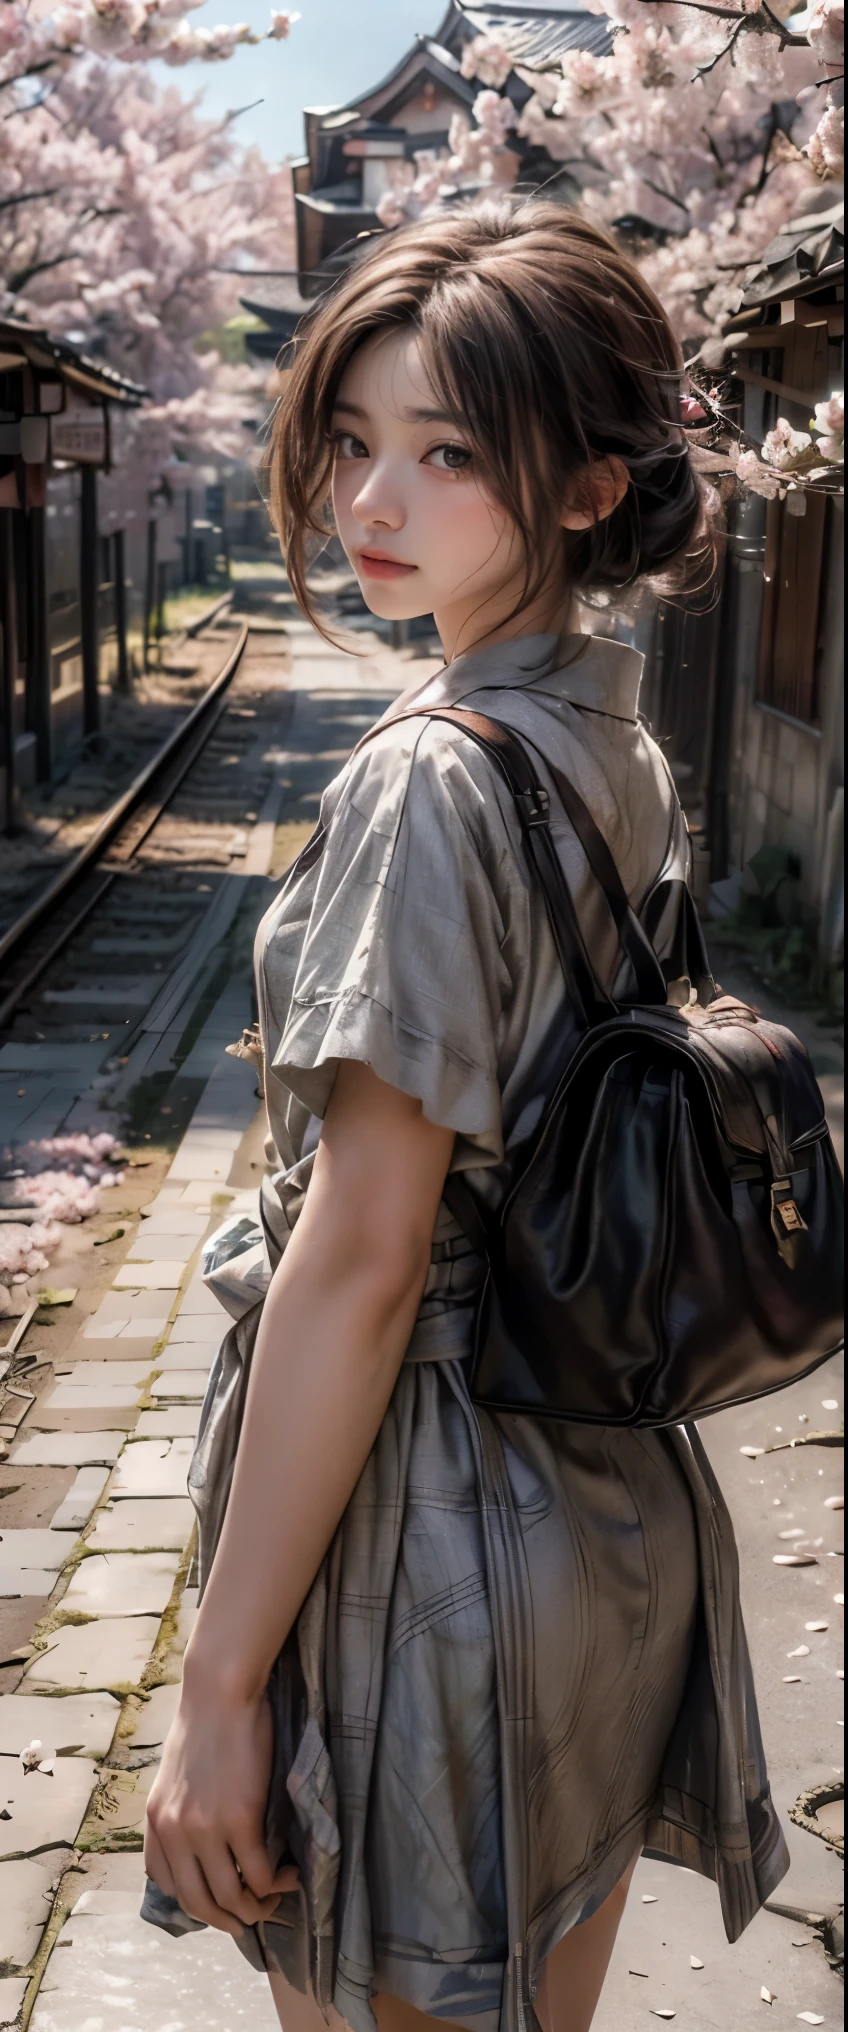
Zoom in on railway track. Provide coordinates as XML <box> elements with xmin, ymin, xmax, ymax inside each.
<box><xmin>0</xmin><ymin>607</ymin><xmax>295</xmax><ymax>1068</ymax></box>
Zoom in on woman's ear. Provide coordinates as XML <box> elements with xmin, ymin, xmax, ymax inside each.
<box><xmin>560</xmin><ymin>456</ymin><xmax>629</xmax><ymax>531</ymax></box>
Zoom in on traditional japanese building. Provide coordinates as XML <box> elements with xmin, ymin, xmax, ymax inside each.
<box><xmin>0</xmin><ymin>315</ymin><xmax>147</xmax><ymax>820</ymax></box>
<box><xmin>707</xmin><ymin>195</ymin><xmax>844</xmax><ymax>979</ymax></box>
<box><xmin>241</xmin><ymin>3</ymin><xmax>615</xmax><ymax>362</ymax></box>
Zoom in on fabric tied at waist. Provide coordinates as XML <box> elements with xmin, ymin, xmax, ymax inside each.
<box><xmin>403</xmin><ymin>1306</ymin><xmax>476</xmax><ymax>1364</ymax></box>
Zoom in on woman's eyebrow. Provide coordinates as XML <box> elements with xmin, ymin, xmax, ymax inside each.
<box><xmin>332</xmin><ymin>399</ymin><xmax>367</xmax><ymax>419</ymax></box>
<box><xmin>404</xmin><ymin>404</ymin><xmax>458</xmax><ymax>425</ymax></box>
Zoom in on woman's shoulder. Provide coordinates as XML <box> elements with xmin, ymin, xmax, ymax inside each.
<box><xmin>338</xmin><ymin>708</ymin><xmax>519</xmax><ymax>850</ymax></box>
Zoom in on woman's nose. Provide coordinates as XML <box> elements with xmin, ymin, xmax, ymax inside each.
<box><xmin>351</xmin><ymin>461</ymin><xmax>405</xmax><ymax>531</ymax></box>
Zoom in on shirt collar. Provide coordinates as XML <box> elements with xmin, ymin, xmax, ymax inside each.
<box><xmin>387</xmin><ymin>631</ymin><xmax>644</xmax><ymax>726</ymax></box>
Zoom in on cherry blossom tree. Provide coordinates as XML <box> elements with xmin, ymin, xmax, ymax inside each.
<box><xmin>1</xmin><ymin>3</ymin><xmax>297</xmax><ymax>464</ymax></box>
<box><xmin>377</xmin><ymin>6</ymin><xmax>843</xmax><ymax>496</ymax></box>
<box><xmin>1</xmin><ymin>0</ymin><xmax>297</xmax><ymax>96</ymax></box>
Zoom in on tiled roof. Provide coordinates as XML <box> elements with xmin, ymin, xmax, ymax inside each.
<box><xmin>0</xmin><ymin>315</ymin><xmax>147</xmax><ymax>403</ymax></box>
<box><xmin>461</xmin><ymin>3</ymin><xmax>615</xmax><ymax>62</ymax></box>
<box><xmin>740</xmin><ymin>199</ymin><xmax>844</xmax><ymax>308</ymax></box>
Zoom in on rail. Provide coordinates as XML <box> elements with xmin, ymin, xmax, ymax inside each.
<box><xmin>0</xmin><ymin>619</ymin><xmax>249</xmax><ymax>1019</ymax></box>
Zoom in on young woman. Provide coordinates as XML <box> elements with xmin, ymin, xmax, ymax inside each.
<box><xmin>142</xmin><ymin>201</ymin><xmax>788</xmax><ymax>2032</ymax></box>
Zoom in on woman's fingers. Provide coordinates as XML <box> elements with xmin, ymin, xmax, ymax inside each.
<box><xmin>200</xmin><ymin>1837</ymin><xmax>283</xmax><ymax>1926</ymax></box>
<box><xmin>230</xmin><ymin>1819</ymin><xmax>283</xmax><ymax>1903</ymax></box>
<box><xmin>143</xmin><ymin>1821</ymin><xmax>178</xmax><ymax>1901</ymax></box>
<box><xmin>161</xmin><ymin>1843</ymin><xmax>246</xmax><ymax>1939</ymax></box>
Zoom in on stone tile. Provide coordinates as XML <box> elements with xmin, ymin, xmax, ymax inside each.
<box><xmin>126</xmin><ymin>1682</ymin><xmax>181</xmax><ymax>1748</ymax></box>
<box><xmin>0</xmin><ymin>1532</ymin><xmax>78</xmax><ymax>1577</ymax></box>
<box><xmin>160</xmin><ymin>1588</ymin><xmax>198</xmax><ymax>1685</ymax></box>
<box><xmin>162</xmin><ymin>1325</ymin><xmax>220</xmax><ymax>1353</ymax></box>
<box><xmin>110</xmin><ymin>1439</ymin><xmax>194</xmax><ymax>1501</ymax></box>
<box><xmin>0</xmin><ymin>1855</ymin><xmax>62</xmax><ymax>1968</ymax></box>
<box><xmin>11</xmin><ymin>1435</ymin><xmax>124</xmax><ymax>1469</ymax></box>
<box><xmin>111</xmin><ymin>1263</ymin><xmax>183</xmax><ymax>1291</ymax></box>
<box><xmin>0</xmin><ymin>1693</ymin><xmax>120</xmax><ymax>1760</ymax></box>
<box><xmin>125</xmin><ymin>1235</ymin><xmax>199</xmax><ymax>1263</ymax></box>
<box><xmin>166</xmin><ymin>1149</ymin><xmax>236</xmax><ymax>1184</ymax></box>
<box><xmin>178</xmin><ymin>1182</ymin><xmax>233</xmax><ymax>1206</ymax></box>
<box><xmin>116</xmin><ymin>1321</ymin><xmax>169</xmax><ymax>1343</ymax></box>
<box><xmin>28</xmin><ymin>1862</ymin><xmax>279</xmax><ymax>2031</ymax></box>
<box><xmin>85</xmin><ymin>1499</ymin><xmax>194</xmax><ymax>1552</ymax></box>
<box><xmin>0</xmin><ymin>1570</ymin><xmax>58</xmax><ymax>1598</ymax></box>
<box><xmin>0</xmin><ymin>1757</ymin><xmax>97</xmax><ymax>1862</ymax></box>
<box><xmin>46</xmin><ymin>1362</ymin><xmax>151</xmax><ymax>1387</ymax></box>
<box><xmin>149</xmin><ymin>1371</ymin><xmax>205</xmax><ymax>1401</ymax></box>
<box><xmin>135</xmin><ymin>1407</ymin><xmax>201</xmax><ymax>1439</ymax></box>
<box><xmin>138</xmin><ymin>1210</ymin><xmax>209</xmax><ymax>1238</ymax></box>
<box><xmin>49</xmin><ymin>1469</ymin><xmax>111</xmax><ymax>1534</ymax></box>
<box><xmin>40</xmin><ymin>1381</ymin><xmax>143</xmax><ymax>1411</ymax></box>
<box><xmin>0</xmin><ymin>1976</ymin><xmax>28</xmax><ymax>2028</ymax></box>
<box><xmin>175</xmin><ymin>1283</ymin><xmax>222</xmax><ymax>1317</ymax></box>
<box><xmin>60</xmin><ymin>1553</ymin><xmax>179</xmax><ymax>1620</ymax></box>
<box><xmin>23</xmin><ymin>1619</ymin><xmax>160</xmax><ymax>1694</ymax></box>
<box><xmin>85</xmin><ymin>1290</ymin><xmax>172</xmax><ymax>1327</ymax></box>
<box><xmin>79</xmin><ymin>1314</ymin><xmax>130</xmax><ymax>1340</ymax></box>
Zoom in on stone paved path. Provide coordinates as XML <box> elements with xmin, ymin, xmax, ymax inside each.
<box><xmin>0</xmin><ymin>613</ymin><xmax>842</xmax><ymax>2031</ymax></box>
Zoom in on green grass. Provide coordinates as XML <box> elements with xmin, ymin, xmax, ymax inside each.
<box><xmin>159</xmin><ymin>581</ymin><xmax>231</xmax><ymax>634</ymax></box>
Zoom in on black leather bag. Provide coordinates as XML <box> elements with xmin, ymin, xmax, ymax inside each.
<box><xmin>418</xmin><ymin>706</ymin><xmax>845</xmax><ymax>1428</ymax></box>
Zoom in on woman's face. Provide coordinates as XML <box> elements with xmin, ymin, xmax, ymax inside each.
<box><xmin>330</xmin><ymin>327</ymin><xmax>526</xmax><ymax>657</ymax></box>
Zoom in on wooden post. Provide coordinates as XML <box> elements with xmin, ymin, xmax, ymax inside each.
<box><xmin>143</xmin><ymin>515</ymin><xmax>157</xmax><ymax>672</ymax></box>
<box><xmin>183</xmin><ymin>488</ymin><xmax>192</xmax><ymax>584</ymax></box>
<box><xmin>0</xmin><ymin>507</ymin><xmax>20</xmax><ymax>833</ymax></box>
<box><xmin>25</xmin><ymin>501</ymin><xmax>51</xmax><ymax>782</ymax></box>
<box><xmin>156</xmin><ymin>559</ymin><xmax>167</xmax><ymax>642</ymax></box>
<box><xmin>114</xmin><ymin>527</ymin><xmax>130</xmax><ymax>694</ymax></box>
<box><xmin>79</xmin><ymin>463</ymin><xmax>100</xmax><ymax>737</ymax></box>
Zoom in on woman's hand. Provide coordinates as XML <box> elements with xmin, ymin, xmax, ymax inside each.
<box><xmin>143</xmin><ymin>1678</ymin><xmax>298</xmax><ymax>1938</ymax></box>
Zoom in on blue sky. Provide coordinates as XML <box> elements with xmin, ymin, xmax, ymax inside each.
<box><xmin>160</xmin><ymin>0</ymin><xmax>446</xmax><ymax>165</ymax></box>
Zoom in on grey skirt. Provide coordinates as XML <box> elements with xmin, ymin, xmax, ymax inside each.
<box><xmin>142</xmin><ymin>1335</ymin><xmax>717</xmax><ymax>2032</ymax></box>
<box><xmin>143</xmin><ymin>1301</ymin><xmax>789</xmax><ymax>2032</ymax></box>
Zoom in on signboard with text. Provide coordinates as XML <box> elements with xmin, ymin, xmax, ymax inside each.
<box><xmin>51</xmin><ymin>409</ymin><xmax>106</xmax><ymax>465</ymax></box>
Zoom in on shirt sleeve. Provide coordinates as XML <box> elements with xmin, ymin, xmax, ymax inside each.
<box><xmin>266</xmin><ymin>718</ymin><xmax>514</xmax><ymax>1167</ymax></box>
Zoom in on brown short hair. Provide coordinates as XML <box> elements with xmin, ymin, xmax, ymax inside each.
<box><xmin>266</xmin><ymin>199</ymin><xmax>719</xmax><ymax>635</ymax></box>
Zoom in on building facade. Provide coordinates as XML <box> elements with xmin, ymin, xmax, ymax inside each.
<box><xmin>0</xmin><ymin>318</ymin><xmax>146</xmax><ymax>823</ymax></box>
<box><xmin>708</xmin><ymin>197</ymin><xmax>844</xmax><ymax>978</ymax></box>
<box><xmin>241</xmin><ymin>3</ymin><xmax>615</xmax><ymax>361</ymax></box>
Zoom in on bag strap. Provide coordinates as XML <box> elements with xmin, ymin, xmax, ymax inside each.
<box><xmin>288</xmin><ymin>697</ymin><xmax>669</xmax><ymax>1026</ymax></box>
<box><xmin>386</xmin><ymin>704</ymin><xmax>665</xmax><ymax>1023</ymax></box>
<box><xmin>442</xmin><ymin>710</ymin><xmax>668</xmax><ymax>1012</ymax></box>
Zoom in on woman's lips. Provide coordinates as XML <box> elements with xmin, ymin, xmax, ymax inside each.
<box><xmin>358</xmin><ymin>552</ymin><xmax>417</xmax><ymax>580</ymax></box>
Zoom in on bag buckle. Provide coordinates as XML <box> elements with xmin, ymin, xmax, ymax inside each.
<box><xmin>771</xmin><ymin>1178</ymin><xmax>808</xmax><ymax>1235</ymax></box>
<box><xmin>518</xmin><ymin>786</ymin><xmax>550</xmax><ymax>828</ymax></box>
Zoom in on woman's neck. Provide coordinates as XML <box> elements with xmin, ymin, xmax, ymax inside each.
<box><xmin>434</xmin><ymin>588</ymin><xmax>578</xmax><ymax>666</ymax></box>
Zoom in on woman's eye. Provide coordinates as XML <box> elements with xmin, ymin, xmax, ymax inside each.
<box><xmin>334</xmin><ymin>432</ymin><xmax>369</xmax><ymax>460</ymax></box>
<box><xmin>425</xmin><ymin>442</ymin><xmax>473</xmax><ymax>473</ymax></box>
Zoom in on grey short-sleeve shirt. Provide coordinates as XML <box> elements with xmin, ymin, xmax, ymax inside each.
<box><xmin>255</xmin><ymin>630</ymin><xmax>691</xmax><ymax>1353</ymax></box>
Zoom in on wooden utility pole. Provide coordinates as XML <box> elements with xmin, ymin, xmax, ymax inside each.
<box><xmin>25</xmin><ymin>501</ymin><xmax>51</xmax><ymax>782</ymax></box>
<box><xmin>143</xmin><ymin>514</ymin><xmax>156</xmax><ymax>672</ymax></box>
<box><xmin>0</xmin><ymin>507</ymin><xmax>21</xmax><ymax>833</ymax></box>
<box><xmin>114</xmin><ymin>527</ymin><xmax>130</xmax><ymax>693</ymax></box>
<box><xmin>79</xmin><ymin>463</ymin><xmax>100</xmax><ymax>737</ymax></box>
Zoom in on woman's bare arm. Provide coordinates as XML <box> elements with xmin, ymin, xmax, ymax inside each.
<box><xmin>144</xmin><ymin>1059</ymin><xmax>454</xmax><ymax>1936</ymax></box>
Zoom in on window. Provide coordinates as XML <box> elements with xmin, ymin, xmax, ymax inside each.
<box><xmin>757</xmin><ymin>493</ymin><xmax>829</xmax><ymax>726</ymax></box>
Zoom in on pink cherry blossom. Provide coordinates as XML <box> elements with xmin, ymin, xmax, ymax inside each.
<box><xmin>812</xmin><ymin>390</ymin><xmax>845</xmax><ymax>461</ymax></box>
<box><xmin>807</xmin><ymin>0</ymin><xmax>844</xmax><ymax>69</ymax></box>
<box><xmin>460</xmin><ymin>34</ymin><xmax>513</xmax><ymax>91</ymax></box>
<box><xmin>761</xmin><ymin>419</ymin><xmax>815</xmax><ymax>473</ymax></box>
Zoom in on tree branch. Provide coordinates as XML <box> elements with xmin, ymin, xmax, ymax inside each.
<box><xmin>0</xmin><ymin>185</ymin><xmax>63</xmax><ymax>212</ymax></box>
